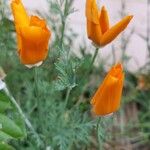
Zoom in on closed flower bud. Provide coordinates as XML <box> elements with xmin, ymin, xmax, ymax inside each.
<box><xmin>91</xmin><ymin>64</ymin><xmax>124</xmax><ymax>116</ymax></box>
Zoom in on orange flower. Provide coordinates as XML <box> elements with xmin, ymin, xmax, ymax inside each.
<box><xmin>11</xmin><ymin>0</ymin><xmax>51</xmax><ymax>66</ymax></box>
<box><xmin>91</xmin><ymin>64</ymin><xmax>124</xmax><ymax>116</ymax></box>
<box><xmin>86</xmin><ymin>0</ymin><xmax>133</xmax><ymax>47</ymax></box>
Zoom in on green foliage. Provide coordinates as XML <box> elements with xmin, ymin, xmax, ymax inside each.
<box><xmin>0</xmin><ymin>89</ymin><xmax>26</xmax><ymax>149</ymax></box>
<box><xmin>0</xmin><ymin>142</ymin><xmax>15</xmax><ymax>150</ymax></box>
<box><xmin>0</xmin><ymin>113</ymin><xmax>24</xmax><ymax>138</ymax></box>
<box><xmin>0</xmin><ymin>0</ymin><xmax>18</xmax><ymax>68</ymax></box>
<box><xmin>53</xmin><ymin>46</ymin><xmax>79</xmax><ymax>91</ymax></box>
<box><xmin>44</xmin><ymin>100</ymin><xmax>94</xmax><ymax>150</ymax></box>
<box><xmin>0</xmin><ymin>0</ymin><xmax>150</xmax><ymax>149</ymax></box>
<box><xmin>0</xmin><ymin>91</ymin><xmax>11</xmax><ymax>113</ymax></box>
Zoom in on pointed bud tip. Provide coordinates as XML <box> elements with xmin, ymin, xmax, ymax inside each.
<box><xmin>115</xmin><ymin>63</ymin><xmax>123</xmax><ymax>70</ymax></box>
<box><xmin>101</xmin><ymin>5</ymin><xmax>106</xmax><ymax>11</ymax></box>
<box><xmin>128</xmin><ymin>15</ymin><xmax>134</xmax><ymax>20</ymax></box>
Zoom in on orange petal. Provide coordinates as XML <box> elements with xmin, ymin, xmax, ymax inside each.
<box><xmin>19</xmin><ymin>26</ymin><xmax>51</xmax><ymax>64</ymax></box>
<box><xmin>91</xmin><ymin>73</ymin><xmax>110</xmax><ymax>105</ymax></box>
<box><xmin>111</xmin><ymin>73</ymin><xmax>124</xmax><ymax>112</ymax></box>
<box><xmin>11</xmin><ymin>0</ymin><xmax>29</xmax><ymax>51</ymax></box>
<box><xmin>30</xmin><ymin>16</ymin><xmax>47</xmax><ymax>30</ymax></box>
<box><xmin>87</xmin><ymin>20</ymin><xmax>102</xmax><ymax>45</ymax></box>
<box><xmin>100</xmin><ymin>15</ymin><xmax>133</xmax><ymax>46</ymax></box>
<box><xmin>100</xmin><ymin>6</ymin><xmax>110</xmax><ymax>34</ymax></box>
<box><xmin>86</xmin><ymin>0</ymin><xmax>100</xmax><ymax>24</ymax></box>
<box><xmin>92</xmin><ymin>75</ymin><xmax>119</xmax><ymax>115</ymax></box>
<box><xmin>11</xmin><ymin>0</ymin><xmax>29</xmax><ymax>27</ymax></box>
<box><xmin>87</xmin><ymin>20</ymin><xmax>92</xmax><ymax>39</ymax></box>
<box><xmin>109</xmin><ymin>63</ymin><xmax>123</xmax><ymax>79</ymax></box>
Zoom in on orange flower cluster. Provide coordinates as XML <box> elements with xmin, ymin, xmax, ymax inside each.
<box><xmin>10</xmin><ymin>0</ymin><xmax>133</xmax><ymax>116</ymax></box>
<box><xmin>86</xmin><ymin>0</ymin><xmax>133</xmax><ymax>47</ymax></box>
<box><xmin>11</xmin><ymin>0</ymin><xmax>51</xmax><ymax>66</ymax></box>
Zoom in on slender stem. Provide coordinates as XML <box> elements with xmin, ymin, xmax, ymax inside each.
<box><xmin>60</xmin><ymin>0</ymin><xmax>68</xmax><ymax>49</ymax></box>
<box><xmin>59</xmin><ymin>0</ymin><xmax>73</xmax><ymax>110</ymax></box>
<box><xmin>90</xmin><ymin>47</ymin><xmax>99</xmax><ymax>68</ymax></box>
<box><xmin>34</xmin><ymin>67</ymin><xmax>40</xmax><ymax>108</ymax></box>
<box><xmin>60</xmin><ymin>19</ymin><xmax>65</xmax><ymax>48</ymax></box>
<box><xmin>147</xmin><ymin>0</ymin><xmax>150</xmax><ymax>56</ymax></box>
<box><xmin>64</xmin><ymin>87</ymin><xmax>71</xmax><ymax>108</ymax></box>
<box><xmin>34</xmin><ymin>67</ymin><xmax>43</xmax><ymax>125</ymax></box>
<box><xmin>3</xmin><ymin>86</ymin><xmax>41</xmax><ymax>146</ymax></box>
<box><xmin>97</xmin><ymin>117</ymin><xmax>103</xmax><ymax>150</ymax></box>
<box><xmin>75</xmin><ymin>47</ymin><xmax>99</xmax><ymax>106</ymax></box>
<box><xmin>33</xmin><ymin>67</ymin><xmax>44</xmax><ymax>147</ymax></box>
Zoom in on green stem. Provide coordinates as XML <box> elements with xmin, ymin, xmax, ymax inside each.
<box><xmin>75</xmin><ymin>47</ymin><xmax>99</xmax><ymax>106</ymax></box>
<box><xmin>91</xmin><ymin>47</ymin><xmax>99</xmax><ymax>67</ymax></box>
<box><xmin>97</xmin><ymin>117</ymin><xmax>103</xmax><ymax>150</ymax></box>
<box><xmin>60</xmin><ymin>0</ymin><xmax>68</xmax><ymax>49</ymax></box>
<box><xmin>34</xmin><ymin>67</ymin><xmax>40</xmax><ymax>107</ymax></box>
<box><xmin>60</xmin><ymin>0</ymin><xmax>68</xmax><ymax>48</ymax></box>
<box><xmin>3</xmin><ymin>86</ymin><xmax>41</xmax><ymax>146</ymax></box>
<box><xmin>64</xmin><ymin>87</ymin><xmax>71</xmax><ymax>109</ymax></box>
<box><xmin>147</xmin><ymin>0</ymin><xmax>150</xmax><ymax>56</ymax></box>
<box><xmin>33</xmin><ymin>67</ymin><xmax>44</xmax><ymax>147</ymax></box>
<box><xmin>60</xmin><ymin>19</ymin><xmax>65</xmax><ymax>48</ymax></box>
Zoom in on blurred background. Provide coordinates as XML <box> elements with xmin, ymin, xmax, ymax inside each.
<box><xmin>0</xmin><ymin>0</ymin><xmax>150</xmax><ymax>150</ymax></box>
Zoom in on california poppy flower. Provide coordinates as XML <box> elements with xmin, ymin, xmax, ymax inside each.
<box><xmin>86</xmin><ymin>0</ymin><xmax>133</xmax><ymax>47</ymax></box>
<box><xmin>91</xmin><ymin>64</ymin><xmax>124</xmax><ymax>116</ymax></box>
<box><xmin>11</xmin><ymin>0</ymin><xmax>51</xmax><ymax>66</ymax></box>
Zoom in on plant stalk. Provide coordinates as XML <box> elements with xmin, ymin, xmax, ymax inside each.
<box><xmin>97</xmin><ymin>117</ymin><xmax>103</xmax><ymax>150</ymax></box>
<box><xmin>147</xmin><ymin>0</ymin><xmax>150</xmax><ymax>56</ymax></box>
<box><xmin>34</xmin><ymin>67</ymin><xmax>39</xmax><ymax>104</ymax></box>
<box><xmin>60</xmin><ymin>0</ymin><xmax>68</xmax><ymax>49</ymax></box>
<box><xmin>75</xmin><ymin>47</ymin><xmax>99</xmax><ymax>106</ymax></box>
<box><xmin>3</xmin><ymin>86</ymin><xmax>41</xmax><ymax>146</ymax></box>
<box><xmin>64</xmin><ymin>87</ymin><xmax>71</xmax><ymax>108</ymax></box>
<box><xmin>90</xmin><ymin>47</ymin><xmax>99</xmax><ymax>68</ymax></box>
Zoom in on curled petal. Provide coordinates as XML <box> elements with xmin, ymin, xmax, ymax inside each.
<box><xmin>11</xmin><ymin>0</ymin><xmax>29</xmax><ymax>27</ymax></box>
<box><xmin>100</xmin><ymin>15</ymin><xmax>133</xmax><ymax>46</ymax></box>
<box><xmin>86</xmin><ymin>0</ymin><xmax>100</xmax><ymax>24</ymax></box>
<box><xmin>99</xmin><ymin>6</ymin><xmax>110</xmax><ymax>34</ymax></box>
<box><xmin>86</xmin><ymin>2</ymin><xmax>133</xmax><ymax>47</ymax></box>
<box><xmin>11</xmin><ymin>0</ymin><xmax>29</xmax><ymax>51</ymax></box>
<box><xmin>87</xmin><ymin>20</ymin><xmax>102</xmax><ymax>45</ymax></box>
<box><xmin>30</xmin><ymin>16</ymin><xmax>48</xmax><ymax>30</ymax></box>
<box><xmin>87</xmin><ymin>20</ymin><xmax>92</xmax><ymax>39</ymax></box>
